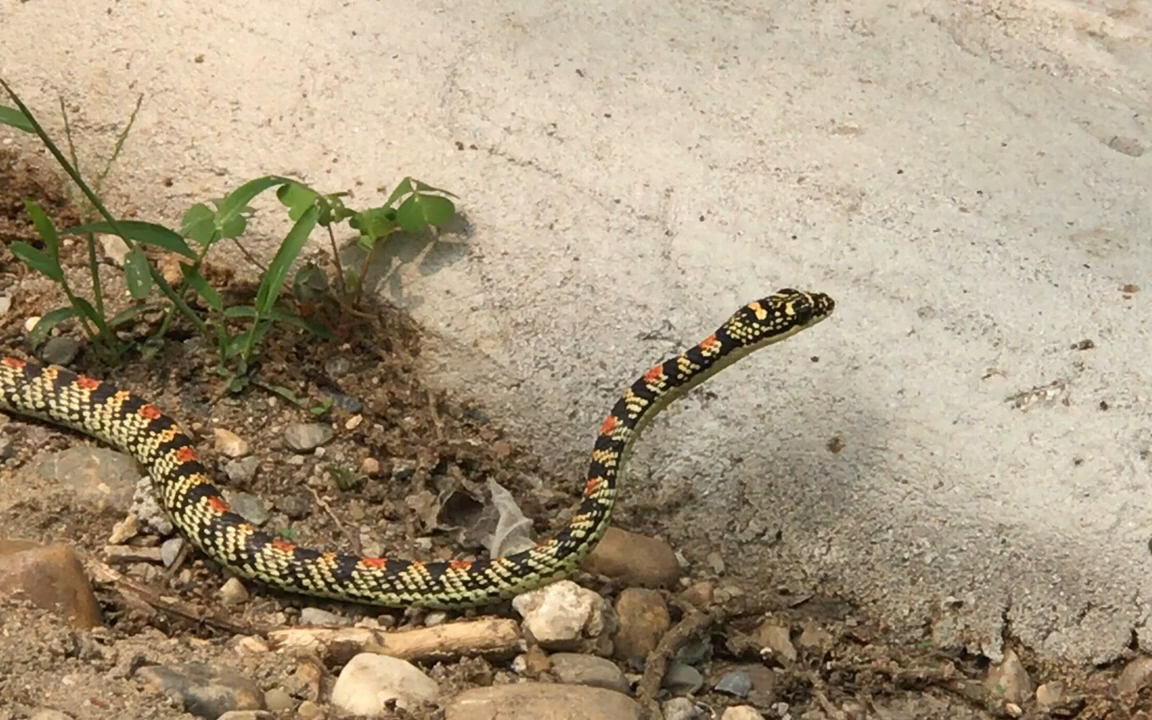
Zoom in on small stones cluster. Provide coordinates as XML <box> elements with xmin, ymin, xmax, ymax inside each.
<box><xmin>0</xmin><ymin>419</ymin><xmax>1144</xmax><ymax>718</ymax></box>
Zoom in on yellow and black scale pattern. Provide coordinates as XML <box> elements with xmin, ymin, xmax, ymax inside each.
<box><xmin>0</xmin><ymin>288</ymin><xmax>834</xmax><ymax>608</ymax></box>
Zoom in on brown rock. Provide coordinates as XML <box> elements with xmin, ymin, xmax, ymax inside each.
<box><xmin>0</xmin><ymin>540</ymin><xmax>103</xmax><ymax>628</ymax></box>
<box><xmin>612</xmin><ymin>588</ymin><xmax>670</xmax><ymax>662</ymax></box>
<box><xmin>679</xmin><ymin>581</ymin><xmax>714</xmax><ymax>608</ymax></box>
<box><xmin>752</xmin><ymin>619</ymin><xmax>796</xmax><ymax>665</ymax></box>
<box><xmin>445</xmin><ymin>683</ymin><xmax>642</xmax><ymax>720</ymax></box>
<box><xmin>583</xmin><ymin>528</ymin><xmax>680</xmax><ymax>588</ymax></box>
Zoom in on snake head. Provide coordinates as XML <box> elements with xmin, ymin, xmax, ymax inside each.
<box><xmin>722</xmin><ymin>289</ymin><xmax>835</xmax><ymax>347</ymax></box>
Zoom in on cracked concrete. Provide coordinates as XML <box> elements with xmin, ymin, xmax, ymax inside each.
<box><xmin>3</xmin><ymin>0</ymin><xmax>1152</xmax><ymax>663</ymax></box>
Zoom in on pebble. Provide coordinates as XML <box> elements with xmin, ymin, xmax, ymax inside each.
<box><xmin>30</xmin><ymin>711</ymin><xmax>75</xmax><ymax>720</ymax></box>
<box><xmin>330</xmin><ymin>653</ymin><xmax>440</xmax><ymax>714</ymax></box>
<box><xmin>216</xmin><ymin>713</ymin><xmax>273</xmax><ymax>720</ymax></box>
<box><xmin>0</xmin><ymin>539</ymin><xmax>103</xmax><ymax>628</ymax></box>
<box><xmin>324</xmin><ymin>357</ymin><xmax>351</xmax><ymax>377</ymax></box>
<box><xmin>160</xmin><ymin>537</ymin><xmax>185</xmax><ymax>567</ymax></box>
<box><xmin>39</xmin><ymin>336</ymin><xmax>79</xmax><ymax>364</ymax></box>
<box><xmin>136</xmin><ymin>662</ymin><xmax>265</xmax><ymax>718</ymax></box>
<box><xmin>218</xmin><ymin>577</ymin><xmax>250</xmax><ymax>606</ymax></box>
<box><xmin>100</xmin><ymin>234</ymin><xmax>130</xmax><ymax>265</ymax></box>
<box><xmin>263</xmin><ymin>688</ymin><xmax>295</xmax><ymax>713</ymax></box>
<box><xmin>224</xmin><ymin>456</ymin><xmax>261</xmax><ymax>484</ymax></box>
<box><xmin>612</xmin><ymin>588</ymin><xmax>670</xmax><ymax>662</ymax></box>
<box><xmin>132</xmin><ymin>477</ymin><xmax>175</xmax><ymax>535</ymax></box>
<box><xmin>274</xmin><ymin>493</ymin><xmax>312</xmax><ymax>520</ymax></box>
<box><xmin>679</xmin><ymin>581</ymin><xmax>714</xmax><ymax>608</ymax></box>
<box><xmin>721</xmin><ymin>707</ymin><xmax>765</xmax><ymax>720</ymax></box>
<box><xmin>663</xmin><ymin>662</ymin><xmax>704</xmax><ymax>694</ymax></box>
<box><xmin>360</xmin><ymin>457</ymin><xmax>381</xmax><ymax>476</ymax></box>
<box><xmin>444</xmin><ymin>683</ymin><xmax>643</xmax><ymax>720</ymax></box>
<box><xmin>1118</xmin><ymin>654</ymin><xmax>1152</xmax><ymax>694</ymax></box>
<box><xmin>983</xmin><ymin>648</ymin><xmax>1032</xmax><ymax>705</ymax></box>
<box><xmin>513</xmin><ymin>580</ymin><xmax>612</xmax><ymax>652</ymax></box>
<box><xmin>300</xmin><ymin>607</ymin><xmax>346</xmax><ymax>626</ymax></box>
<box><xmin>753</xmin><ymin>619</ymin><xmax>797</xmax><ymax>664</ymax></box>
<box><xmin>1035</xmin><ymin>680</ymin><xmax>1064</xmax><ymax>707</ymax></box>
<box><xmin>326</xmin><ymin>391</ymin><xmax>363</xmax><ymax>413</ymax></box>
<box><xmin>661</xmin><ymin>697</ymin><xmax>703</xmax><ymax>720</ymax></box>
<box><xmin>227</xmin><ymin>492</ymin><xmax>271</xmax><ymax>525</ymax></box>
<box><xmin>714</xmin><ymin>669</ymin><xmax>753</xmax><ymax>697</ymax></box>
<box><xmin>23</xmin><ymin>315</ymin><xmax>40</xmax><ymax>333</ymax></box>
<box><xmin>296</xmin><ymin>701</ymin><xmax>324</xmax><ymax>720</ymax></box>
<box><xmin>549</xmin><ymin>652</ymin><xmax>630</xmax><ymax>693</ymax></box>
<box><xmin>582</xmin><ymin>527</ymin><xmax>681</xmax><ymax>588</ymax></box>
<box><xmin>37</xmin><ymin>447</ymin><xmax>139</xmax><ymax>513</ymax></box>
<box><xmin>107</xmin><ymin>513</ymin><xmax>139</xmax><ymax>544</ymax></box>
<box><xmin>796</xmin><ymin>622</ymin><xmax>834</xmax><ymax>653</ymax></box>
<box><xmin>0</xmin><ymin>295</ymin><xmax>11</xmax><ymax>318</ymax></box>
<box><xmin>214</xmin><ymin>428</ymin><xmax>250</xmax><ymax>458</ymax></box>
<box><xmin>284</xmin><ymin>423</ymin><xmax>334</xmax><ymax>452</ymax></box>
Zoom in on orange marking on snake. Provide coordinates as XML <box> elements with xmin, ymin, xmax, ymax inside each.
<box><xmin>643</xmin><ymin>365</ymin><xmax>664</xmax><ymax>384</ymax></box>
<box><xmin>206</xmin><ymin>496</ymin><xmax>231</xmax><ymax>513</ymax></box>
<box><xmin>450</xmin><ymin>560</ymin><xmax>472</xmax><ymax>570</ymax></box>
<box><xmin>271</xmin><ymin>538</ymin><xmax>296</xmax><ymax>553</ymax></box>
<box><xmin>138</xmin><ymin>404</ymin><xmax>163</xmax><ymax>420</ymax></box>
<box><xmin>175</xmin><ymin>445</ymin><xmax>198</xmax><ymax>463</ymax></box>
<box><xmin>584</xmin><ymin>476</ymin><xmax>602</xmax><ymax>497</ymax></box>
<box><xmin>361</xmin><ymin>556</ymin><xmax>389</xmax><ymax>569</ymax></box>
<box><xmin>599</xmin><ymin>414</ymin><xmax>618</xmax><ymax>436</ymax></box>
<box><xmin>75</xmin><ymin>375</ymin><xmax>102</xmax><ymax>391</ymax></box>
<box><xmin>699</xmin><ymin>333</ymin><xmax>720</xmax><ymax>352</ymax></box>
<box><xmin>2</xmin><ymin>357</ymin><xmax>25</xmax><ymax>370</ymax></box>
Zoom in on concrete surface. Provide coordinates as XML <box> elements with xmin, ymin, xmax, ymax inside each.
<box><xmin>2</xmin><ymin>0</ymin><xmax>1151</xmax><ymax>663</ymax></box>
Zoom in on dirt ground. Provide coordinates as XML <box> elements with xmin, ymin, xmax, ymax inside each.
<box><xmin>1</xmin><ymin>149</ymin><xmax>1151</xmax><ymax>720</ymax></box>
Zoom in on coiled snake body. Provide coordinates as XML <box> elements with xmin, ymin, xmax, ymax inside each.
<box><xmin>0</xmin><ymin>288</ymin><xmax>834</xmax><ymax>608</ymax></box>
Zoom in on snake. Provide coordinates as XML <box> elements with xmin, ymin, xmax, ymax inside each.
<box><xmin>0</xmin><ymin>288</ymin><xmax>834</xmax><ymax>608</ymax></box>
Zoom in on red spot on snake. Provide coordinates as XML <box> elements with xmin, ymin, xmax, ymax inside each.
<box><xmin>361</xmin><ymin>556</ymin><xmax>389</xmax><ymax>569</ymax></box>
<box><xmin>270</xmin><ymin>538</ymin><xmax>296</xmax><ymax>553</ymax></box>
<box><xmin>643</xmin><ymin>365</ymin><xmax>664</xmax><ymax>384</ymax></box>
<box><xmin>2</xmin><ymin>357</ymin><xmax>25</xmax><ymax>370</ymax></box>
<box><xmin>450</xmin><ymin>560</ymin><xmax>472</xmax><ymax>570</ymax></box>
<box><xmin>176</xmin><ymin>446</ymin><xmax>198</xmax><ymax>463</ymax></box>
<box><xmin>138</xmin><ymin>404</ymin><xmax>163</xmax><ymax>420</ymax></box>
<box><xmin>75</xmin><ymin>375</ymin><xmax>101</xmax><ymax>391</ymax></box>
<box><xmin>699</xmin><ymin>333</ymin><xmax>720</xmax><ymax>352</ymax></box>
<box><xmin>584</xmin><ymin>476</ymin><xmax>602</xmax><ymax>497</ymax></box>
<box><xmin>599</xmin><ymin>415</ymin><xmax>618</xmax><ymax>436</ymax></box>
<box><xmin>206</xmin><ymin>496</ymin><xmax>231</xmax><ymax>514</ymax></box>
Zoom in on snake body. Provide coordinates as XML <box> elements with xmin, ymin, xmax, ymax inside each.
<box><xmin>0</xmin><ymin>288</ymin><xmax>834</xmax><ymax>608</ymax></box>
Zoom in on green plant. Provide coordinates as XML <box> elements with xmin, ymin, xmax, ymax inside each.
<box><xmin>0</xmin><ymin>79</ymin><xmax>459</xmax><ymax>393</ymax></box>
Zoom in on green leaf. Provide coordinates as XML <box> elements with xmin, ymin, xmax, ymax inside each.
<box><xmin>222</xmin><ymin>305</ymin><xmax>257</xmax><ymax>318</ymax></box>
<box><xmin>351</xmin><ymin>207</ymin><xmax>397</xmax><ymax>243</ymax></box>
<box><xmin>396</xmin><ymin>193</ymin><xmax>455</xmax><ymax>232</ymax></box>
<box><xmin>108</xmin><ymin>302</ymin><xmax>161</xmax><ymax>329</ymax></box>
<box><xmin>0</xmin><ymin>105</ymin><xmax>33</xmax><ymax>133</ymax></box>
<box><xmin>180</xmin><ymin>203</ymin><xmax>217</xmax><ymax>246</ymax></box>
<box><xmin>276</xmin><ymin>182</ymin><xmax>319</xmax><ymax>221</ymax></box>
<box><xmin>255</xmin><ymin>205</ymin><xmax>318</xmax><ymax>315</ymax></box>
<box><xmin>383</xmin><ymin>177</ymin><xmax>415</xmax><ymax>208</ymax></box>
<box><xmin>123</xmin><ymin>246</ymin><xmax>154</xmax><ymax>299</ymax></box>
<box><xmin>10</xmin><ymin>241</ymin><xmax>64</xmax><ymax>282</ymax></box>
<box><xmin>64</xmin><ymin>220</ymin><xmax>196</xmax><ymax>259</ymax></box>
<box><xmin>23</xmin><ymin>201</ymin><xmax>59</xmax><ymax>256</ymax></box>
<box><xmin>409</xmin><ymin>178</ymin><xmax>458</xmax><ymax>198</ymax></box>
<box><xmin>292</xmin><ymin>261</ymin><xmax>330</xmax><ymax>306</ymax></box>
<box><xmin>181</xmin><ymin>264</ymin><xmax>224</xmax><ymax>312</ymax></box>
<box><xmin>28</xmin><ymin>307</ymin><xmax>78</xmax><ymax>347</ymax></box>
<box><xmin>71</xmin><ymin>296</ymin><xmax>113</xmax><ymax>337</ymax></box>
<box><xmin>217</xmin><ymin>175</ymin><xmax>293</xmax><ymax>235</ymax></box>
